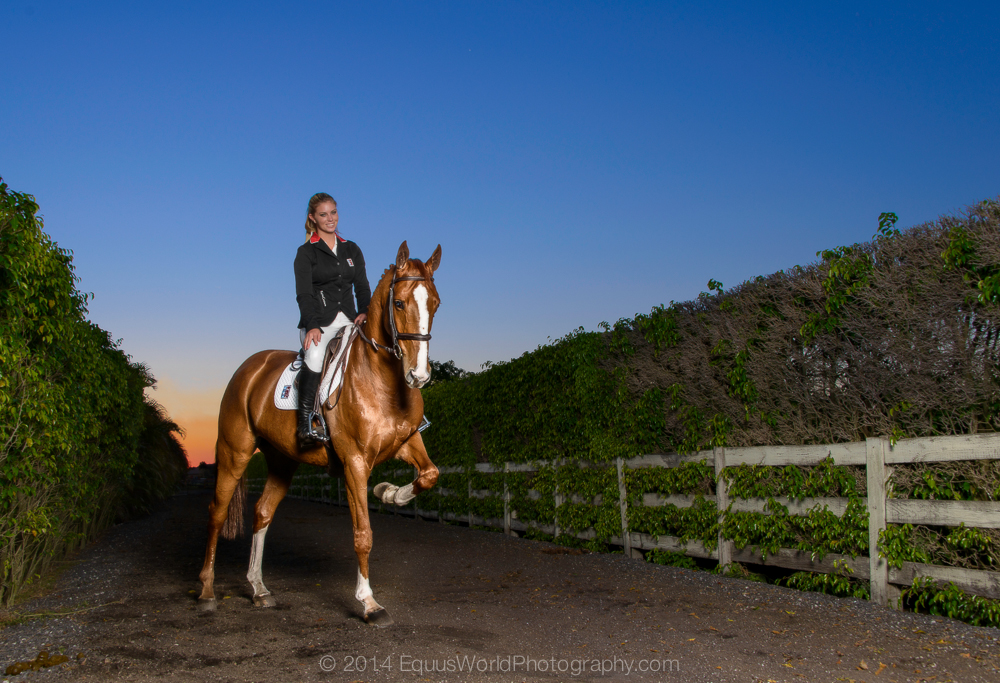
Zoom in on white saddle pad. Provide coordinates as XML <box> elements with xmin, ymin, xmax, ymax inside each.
<box><xmin>273</xmin><ymin>327</ymin><xmax>356</xmax><ymax>410</ymax></box>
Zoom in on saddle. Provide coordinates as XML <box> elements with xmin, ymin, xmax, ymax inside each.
<box><xmin>273</xmin><ymin>325</ymin><xmax>359</xmax><ymax>413</ymax></box>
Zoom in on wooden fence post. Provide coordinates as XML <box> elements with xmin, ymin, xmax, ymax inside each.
<box><xmin>615</xmin><ymin>457</ymin><xmax>631</xmax><ymax>558</ymax></box>
<box><xmin>503</xmin><ymin>462</ymin><xmax>511</xmax><ymax>536</ymax></box>
<box><xmin>866</xmin><ymin>437</ymin><xmax>889</xmax><ymax>607</ymax></box>
<box><xmin>714</xmin><ymin>447</ymin><xmax>732</xmax><ymax>570</ymax></box>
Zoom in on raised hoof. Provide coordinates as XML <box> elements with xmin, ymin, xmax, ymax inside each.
<box><xmin>197</xmin><ymin>598</ymin><xmax>217</xmax><ymax>612</ymax></box>
<box><xmin>373</xmin><ymin>482</ymin><xmax>395</xmax><ymax>503</ymax></box>
<box><xmin>253</xmin><ymin>593</ymin><xmax>277</xmax><ymax>608</ymax></box>
<box><xmin>364</xmin><ymin>607</ymin><xmax>393</xmax><ymax>628</ymax></box>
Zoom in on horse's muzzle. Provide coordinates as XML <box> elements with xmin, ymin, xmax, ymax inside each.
<box><xmin>405</xmin><ymin>369</ymin><xmax>430</xmax><ymax>389</ymax></box>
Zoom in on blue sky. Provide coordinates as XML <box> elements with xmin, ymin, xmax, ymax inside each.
<box><xmin>3</xmin><ymin>1</ymin><xmax>998</xmax><ymax>461</ymax></box>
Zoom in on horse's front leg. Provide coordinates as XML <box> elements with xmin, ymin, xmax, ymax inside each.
<box><xmin>373</xmin><ymin>431</ymin><xmax>438</xmax><ymax>506</ymax></box>
<box><xmin>344</xmin><ymin>457</ymin><xmax>393</xmax><ymax>627</ymax></box>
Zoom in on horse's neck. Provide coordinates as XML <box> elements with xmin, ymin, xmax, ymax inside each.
<box><xmin>361</xmin><ymin>272</ymin><xmax>394</xmax><ymax>353</ymax></box>
<box><xmin>349</xmin><ymin>274</ymin><xmax>404</xmax><ymax>394</ymax></box>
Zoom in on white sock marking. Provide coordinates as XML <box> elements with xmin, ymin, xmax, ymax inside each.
<box><xmin>375</xmin><ymin>482</ymin><xmax>398</xmax><ymax>503</ymax></box>
<box><xmin>247</xmin><ymin>526</ymin><xmax>270</xmax><ymax>597</ymax></box>
<box><xmin>375</xmin><ymin>481</ymin><xmax>415</xmax><ymax>505</ymax></box>
<box><xmin>355</xmin><ymin>567</ymin><xmax>373</xmax><ymax>602</ymax></box>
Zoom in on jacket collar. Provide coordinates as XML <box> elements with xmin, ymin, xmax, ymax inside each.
<box><xmin>310</xmin><ymin>232</ymin><xmax>347</xmax><ymax>257</ymax></box>
<box><xmin>309</xmin><ymin>232</ymin><xmax>347</xmax><ymax>244</ymax></box>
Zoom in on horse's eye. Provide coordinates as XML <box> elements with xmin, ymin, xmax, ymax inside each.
<box><xmin>394</xmin><ymin>300</ymin><xmax>404</xmax><ymax>309</ymax></box>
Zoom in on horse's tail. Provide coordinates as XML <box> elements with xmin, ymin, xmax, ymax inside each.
<box><xmin>221</xmin><ymin>475</ymin><xmax>247</xmax><ymax>540</ymax></box>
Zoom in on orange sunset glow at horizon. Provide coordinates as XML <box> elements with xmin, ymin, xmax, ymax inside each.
<box><xmin>147</xmin><ymin>379</ymin><xmax>223</xmax><ymax>466</ymax></box>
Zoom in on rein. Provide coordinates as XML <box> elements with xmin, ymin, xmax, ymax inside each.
<box><xmin>359</xmin><ymin>268</ymin><xmax>433</xmax><ymax>359</ymax></box>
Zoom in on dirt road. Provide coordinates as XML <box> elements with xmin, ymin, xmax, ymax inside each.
<box><xmin>2</xmin><ymin>492</ymin><xmax>998</xmax><ymax>682</ymax></box>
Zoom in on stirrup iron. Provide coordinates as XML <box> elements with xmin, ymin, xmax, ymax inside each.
<box><xmin>307</xmin><ymin>410</ymin><xmax>330</xmax><ymax>444</ymax></box>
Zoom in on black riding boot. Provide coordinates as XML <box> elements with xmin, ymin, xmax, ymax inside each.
<box><xmin>296</xmin><ymin>367</ymin><xmax>327</xmax><ymax>445</ymax></box>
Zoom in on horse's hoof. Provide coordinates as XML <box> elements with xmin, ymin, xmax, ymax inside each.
<box><xmin>364</xmin><ymin>607</ymin><xmax>393</xmax><ymax>628</ymax></box>
<box><xmin>253</xmin><ymin>594</ymin><xmax>277</xmax><ymax>608</ymax></box>
<box><xmin>373</xmin><ymin>482</ymin><xmax>396</xmax><ymax>503</ymax></box>
<box><xmin>197</xmin><ymin>598</ymin><xmax>217</xmax><ymax>612</ymax></box>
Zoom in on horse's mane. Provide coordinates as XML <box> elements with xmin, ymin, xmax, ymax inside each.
<box><xmin>368</xmin><ymin>266</ymin><xmax>394</xmax><ymax>309</ymax></box>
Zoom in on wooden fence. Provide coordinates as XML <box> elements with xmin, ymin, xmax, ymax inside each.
<box><xmin>247</xmin><ymin>432</ymin><xmax>1000</xmax><ymax>608</ymax></box>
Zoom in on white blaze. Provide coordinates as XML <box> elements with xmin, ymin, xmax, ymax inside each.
<box><xmin>413</xmin><ymin>284</ymin><xmax>430</xmax><ymax>379</ymax></box>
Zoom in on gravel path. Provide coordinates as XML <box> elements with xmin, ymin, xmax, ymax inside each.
<box><xmin>1</xmin><ymin>492</ymin><xmax>998</xmax><ymax>682</ymax></box>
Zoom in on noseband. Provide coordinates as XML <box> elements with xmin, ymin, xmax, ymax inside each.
<box><xmin>360</xmin><ymin>269</ymin><xmax>433</xmax><ymax>359</ymax></box>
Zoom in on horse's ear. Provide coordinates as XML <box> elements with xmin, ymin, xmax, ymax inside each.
<box><xmin>426</xmin><ymin>244</ymin><xmax>442</xmax><ymax>273</ymax></box>
<box><xmin>395</xmin><ymin>241</ymin><xmax>409</xmax><ymax>269</ymax></box>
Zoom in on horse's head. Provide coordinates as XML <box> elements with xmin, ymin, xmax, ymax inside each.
<box><xmin>387</xmin><ymin>240</ymin><xmax>441</xmax><ymax>389</ymax></box>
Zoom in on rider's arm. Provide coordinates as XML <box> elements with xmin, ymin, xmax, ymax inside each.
<box><xmin>352</xmin><ymin>245</ymin><xmax>372</xmax><ymax>317</ymax></box>
<box><xmin>294</xmin><ymin>247</ymin><xmax>322</xmax><ymax>333</ymax></box>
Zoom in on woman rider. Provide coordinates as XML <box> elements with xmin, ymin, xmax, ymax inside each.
<box><xmin>294</xmin><ymin>193</ymin><xmax>371</xmax><ymax>444</ymax></box>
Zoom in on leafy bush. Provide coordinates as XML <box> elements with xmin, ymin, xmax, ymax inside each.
<box><xmin>778</xmin><ymin>560</ymin><xmax>870</xmax><ymax>599</ymax></box>
<box><xmin>901</xmin><ymin>577</ymin><xmax>1000</xmax><ymax>628</ymax></box>
<box><xmin>0</xmin><ymin>178</ymin><xmax>186</xmax><ymax>605</ymax></box>
<box><xmin>647</xmin><ymin>549</ymin><xmax>698</xmax><ymax>569</ymax></box>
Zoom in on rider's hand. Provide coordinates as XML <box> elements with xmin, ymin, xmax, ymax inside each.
<box><xmin>354</xmin><ymin>313</ymin><xmax>367</xmax><ymax>326</ymax></box>
<box><xmin>304</xmin><ymin>328</ymin><xmax>323</xmax><ymax>349</ymax></box>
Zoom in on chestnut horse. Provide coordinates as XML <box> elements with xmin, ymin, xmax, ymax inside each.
<box><xmin>197</xmin><ymin>241</ymin><xmax>441</xmax><ymax>627</ymax></box>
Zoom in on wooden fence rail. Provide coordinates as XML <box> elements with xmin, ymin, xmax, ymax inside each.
<box><xmin>247</xmin><ymin>432</ymin><xmax>1000</xmax><ymax>608</ymax></box>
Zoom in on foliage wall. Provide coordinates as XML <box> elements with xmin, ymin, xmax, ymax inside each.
<box><xmin>423</xmin><ymin>200</ymin><xmax>1000</xmax><ymax>464</ymax></box>
<box><xmin>0</xmin><ymin>178</ymin><xmax>187</xmax><ymax>606</ymax></box>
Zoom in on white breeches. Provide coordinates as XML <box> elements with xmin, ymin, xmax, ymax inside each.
<box><xmin>300</xmin><ymin>311</ymin><xmax>353</xmax><ymax>372</ymax></box>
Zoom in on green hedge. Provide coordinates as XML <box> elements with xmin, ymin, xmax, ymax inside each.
<box><xmin>420</xmin><ymin>328</ymin><xmax>659</xmax><ymax>468</ymax></box>
<box><xmin>0</xmin><ymin>178</ymin><xmax>186</xmax><ymax>606</ymax></box>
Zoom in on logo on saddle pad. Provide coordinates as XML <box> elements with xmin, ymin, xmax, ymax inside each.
<box><xmin>280</xmin><ymin>385</ymin><xmax>291</xmax><ymax>400</ymax></box>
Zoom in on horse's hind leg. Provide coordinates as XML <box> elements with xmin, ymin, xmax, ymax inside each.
<box><xmin>343</xmin><ymin>456</ymin><xmax>392</xmax><ymax>627</ymax></box>
<box><xmin>198</xmin><ymin>432</ymin><xmax>255</xmax><ymax>610</ymax></box>
<box><xmin>247</xmin><ymin>445</ymin><xmax>298</xmax><ymax>608</ymax></box>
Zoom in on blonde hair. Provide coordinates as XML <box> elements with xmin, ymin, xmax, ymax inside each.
<box><xmin>304</xmin><ymin>193</ymin><xmax>337</xmax><ymax>240</ymax></box>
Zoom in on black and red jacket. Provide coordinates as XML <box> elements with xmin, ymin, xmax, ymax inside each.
<box><xmin>294</xmin><ymin>233</ymin><xmax>372</xmax><ymax>332</ymax></box>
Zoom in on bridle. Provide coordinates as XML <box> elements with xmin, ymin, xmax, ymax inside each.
<box><xmin>359</xmin><ymin>268</ymin><xmax>433</xmax><ymax>360</ymax></box>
